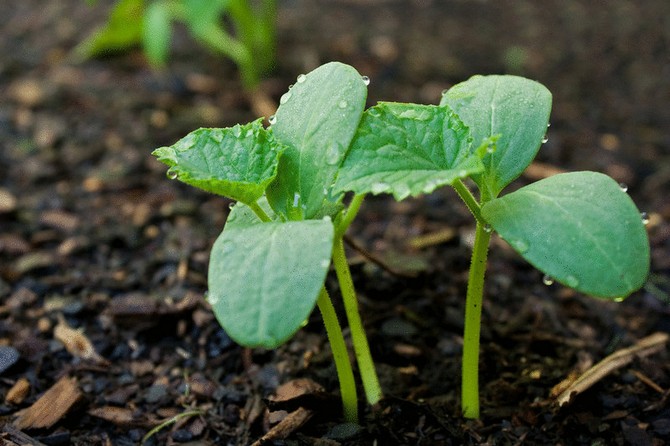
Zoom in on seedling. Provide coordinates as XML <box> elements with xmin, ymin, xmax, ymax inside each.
<box><xmin>153</xmin><ymin>62</ymin><xmax>649</xmax><ymax>422</ymax></box>
<box><xmin>77</xmin><ymin>0</ymin><xmax>276</xmax><ymax>89</ymax></box>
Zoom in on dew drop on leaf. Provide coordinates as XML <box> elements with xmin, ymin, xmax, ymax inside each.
<box><xmin>292</xmin><ymin>192</ymin><xmax>301</xmax><ymax>208</ymax></box>
<box><xmin>296</xmin><ymin>73</ymin><xmax>307</xmax><ymax>83</ymax></box>
<box><xmin>509</xmin><ymin>238</ymin><xmax>529</xmax><ymax>253</ymax></box>
<box><xmin>565</xmin><ymin>275</ymin><xmax>579</xmax><ymax>288</ymax></box>
<box><xmin>483</xmin><ymin>224</ymin><xmax>493</xmax><ymax>233</ymax></box>
<box><xmin>166</xmin><ymin>168</ymin><xmax>178</xmax><ymax>180</ymax></box>
<box><xmin>541</xmin><ymin>135</ymin><xmax>549</xmax><ymax>144</ymax></box>
<box><xmin>338</xmin><ymin>100</ymin><xmax>348</xmax><ymax>109</ymax></box>
<box><xmin>361</xmin><ymin>75</ymin><xmax>371</xmax><ymax>86</ymax></box>
<box><xmin>207</xmin><ymin>292</ymin><xmax>219</xmax><ymax>305</ymax></box>
<box><xmin>280</xmin><ymin>92</ymin><xmax>292</xmax><ymax>105</ymax></box>
<box><xmin>320</xmin><ymin>259</ymin><xmax>330</xmax><ymax>268</ymax></box>
<box><xmin>618</xmin><ymin>183</ymin><xmax>628</xmax><ymax>193</ymax></box>
<box><xmin>326</xmin><ymin>144</ymin><xmax>342</xmax><ymax>165</ymax></box>
<box><xmin>542</xmin><ymin>275</ymin><xmax>554</xmax><ymax>286</ymax></box>
<box><xmin>268</xmin><ymin>115</ymin><xmax>277</xmax><ymax>125</ymax></box>
<box><xmin>641</xmin><ymin>212</ymin><xmax>650</xmax><ymax>225</ymax></box>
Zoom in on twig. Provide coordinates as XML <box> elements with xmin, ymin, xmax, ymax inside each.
<box><xmin>554</xmin><ymin>332</ymin><xmax>669</xmax><ymax>406</ymax></box>
<box><xmin>343</xmin><ymin>234</ymin><xmax>418</xmax><ymax>278</ymax></box>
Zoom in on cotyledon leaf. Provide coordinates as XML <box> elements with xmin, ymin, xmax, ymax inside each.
<box><xmin>152</xmin><ymin>118</ymin><xmax>284</xmax><ymax>205</ymax></box>
<box><xmin>333</xmin><ymin>102</ymin><xmax>482</xmax><ymax>200</ymax></box>
<box><xmin>207</xmin><ymin>217</ymin><xmax>334</xmax><ymax>348</ymax></box>
<box><xmin>481</xmin><ymin>171</ymin><xmax>650</xmax><ymax>298</ymax></box>
<box><xmin>266</xmin><ymin>62</ymin><xmax>367</xmax><ymax>220</ymax></box>
<box><xmin>441</xmin><ymin>75</ymin><xmax>552</xmax><ymax>199</ymax></box>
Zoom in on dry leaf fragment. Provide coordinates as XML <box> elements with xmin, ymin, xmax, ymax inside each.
<box><xmin>13</xmin><ymin>376</ymin><xmax>81</xmax><ymax>429</ymax></box>
<box><xmin>53</xmin><ymin>315</ymin><xmax>108</xmax><ymax>365</ymax></box>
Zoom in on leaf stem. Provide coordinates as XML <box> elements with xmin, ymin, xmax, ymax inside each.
<box><xmin>336</xmin><ymin>194</ymin><xmax>365</xmax><ymax>238</ymax></box>
<box><xmin>453</xmin><ymin>179</ymin><xmax>485</xmax><ymax>225</ymax></box>
<box><xmin>332</xmin><ymin>237</ymin><xmax>383</xmax><ymax>405</ymax></box>
<box><xmin>247</xmin><ymin>200</ymin><xmax>272</xmax><ymax>222</ymax></box>
<box><xmin>461</xmin><ymin>221</ymin><xmax>491</xmax><ymax>418</ymax></box>
<box><xmin>316</xmin><ymin>288</ymin><xmax>358</xmax><ymax>422</ymax></box>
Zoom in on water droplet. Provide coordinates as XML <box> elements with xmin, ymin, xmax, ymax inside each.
<box><xmin>288</xmin><ymin>84</ymin><xmax>294</xmax><ymax>90</ymax></box>
<box><xmin>361</xmin><ymin>75</ymin><xmax>370</xmax><ymax>86</ymax></box>
<box><xmin>541</xmin><ymin>135</ymin><xmax>549</xmax><ymax>144</ymax></box>
<box><xmin>641</xmin><ymin>212</ymin><xmax>650</xmax><ymax>225</ymax></box>
<box><xmin>292</xmin><ymin>192</ymin><xmax>301</xmax><ymax>208</ymax></box>
<box><xmin>458</xmin><ymin>169</ymin><xmax>468</xmax><ymax>178</ymax></box>
<box><xmin>441</xmin><ymin>88</ymin><xmax>449</xmax><ymax>96</ymax></box>
<box><xmin>542</xmin><ymin>275</ymin><xmax>554</xmax><ymax>286</ymax></box>
<box><xmin>326</xmin><ymin>144</ymin><xmax>342</xmax><ymax>165</ymax></box>
<box><xmin>338</xmin><ymin>100</ymin><xmax>348</xmax><ymax>109</ymax></box>
<box><xmin>547</xmin><ymin>122</ymin><xmax>551</xmax><ymax>128</ymax></box>
<box><xmin>280</xmin><ymin>92</ymin><xmax>292</xmax><ymax>104</ymax></box>
<box><xmin>619</xmin><ymin>183</ymin><xmax>628</xmax><ymax>193</ymax></box>
<box><xmin>228</xmin><ymin>202</ymin><xmax>236</xmax><ymax>210</ymax></box>
<box><xmin>486</xmin><ymin>144</ymin><xmax>495</xmax><ymax>154</ymax></box>
<box><xmin>207</xmin><ymin>292</ymin><xmax>219</xmax><ymax>305</ymax></box>
<box><xmin>166</xmin><ymin>168</ymin><xmax>178</xmax><ymax>180</ymax></box>
<box><xmin>296</xmin><ymin>74</ymin><xmax>307</xmax><ymax>83</ymax></box>
<box><xmin>320</xmin><ymin>259</ymin><xmax>330</xmax><ymax>268</ymax></box>
<box><xmin>268</xmin><ymin>115</ymin><xmax>277</xmax><ymax>125</ymax></box>
<box><xmin>565</xmin><ymin>275</ymin><xmax>579</xmax><ymax>288</ymax></box>
<box><xmin>371</xmin><ymin>182</ymin><xmax>389</xmax><ymax>194</ymax></box>
<box><xmin>509</xmin><ymin>238</ymin><xmax>529</xmax><ymax>253</ymax></box>
<box><xmin>483</xmin><ymin>224</ymin><xmax>493</xmax><ymax>233</ymax></box>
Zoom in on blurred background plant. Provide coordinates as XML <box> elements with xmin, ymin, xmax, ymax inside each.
<box><xmin>75</xmin><ymin>0</ymin><xmax>276</xmax><ymax>91</ymax></box>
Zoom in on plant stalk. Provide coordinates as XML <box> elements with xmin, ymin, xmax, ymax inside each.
<box><xmin>332</xmin><ymin>237</ymin><xmax>383</xmax><ymax>405</ymax></box>
<box><xmin>316</xmin><ymin>288</ymin><xmax>358</xmax><ymax>422</ymax></box>
<box><xmin>461</xmin><ymin>221</ymin><xmax>491</xmax><ymax>418</ymax></box>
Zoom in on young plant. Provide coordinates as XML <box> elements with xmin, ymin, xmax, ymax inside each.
<box><xmin>77</xmin><ymin>0</ymin><xmax>276</xmax><ymax>89</ymax></box>
<box><xmin>152</xmin><ymin>62</ymin><xmax>487</xmax><ymax>422</ymax></box>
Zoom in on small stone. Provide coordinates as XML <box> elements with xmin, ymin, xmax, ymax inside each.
<box><xmin>0</xmin><ymin>346</ymin><xmax>20</xmax><ymax>375</ymax></box>
<box><xmin>0</xmin><ymin>188</ymin><xmax>16</xmax><ymax>213</ymax></box>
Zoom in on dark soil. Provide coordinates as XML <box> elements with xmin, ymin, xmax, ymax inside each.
<box><xmin>2</xmin><ymin>1</ymin><xmax>670</xmax><ymax>444</ymax></box>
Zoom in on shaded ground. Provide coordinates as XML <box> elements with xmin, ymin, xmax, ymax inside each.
<box><xmin>1</xmin><ymin>0</ymin><xmax>670</xmax><ymax>444</ymax></box>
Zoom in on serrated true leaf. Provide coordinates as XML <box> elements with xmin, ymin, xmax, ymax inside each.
<box><xmin>441</xmin><ymin>75</ymin><xmax>552</xmax><ymax>199</ymax></box>
<box><xmin>333</xmin><ymin>103</ymin><xmax>482</xmax><ymax>200</ymax></box>
<box><xmin>481</xmin><ymin>172</ymin><xmax>650</xmax><ymax>298</ymax></box>
<box><xmin>152</xmin><ymin>118</ymin><xmax>283</xmax><ymax>205</ymax></box>
<box><xmin>266</xmin><ymin>62</ymin><xmax>367</xmax><ymax>220</ymax></box>
<box><xmin>207</xmin><ymin>219</ymin><xmax>334</xmax><ymax>348</ymax></box>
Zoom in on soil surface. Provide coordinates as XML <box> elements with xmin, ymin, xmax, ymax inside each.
<box><xmin>2</xmin><ymin>1</ymin><xmax>670</xmax><ymax>445</ymax></box>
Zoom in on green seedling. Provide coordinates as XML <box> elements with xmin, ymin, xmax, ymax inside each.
<box><xmin>437</xmin><ymin>75</ymin><xmax>650</xmax><ymax>418</ymax></box>
<box><xmin>152</xmin><ymin>62</ymin><xmax>486</xmax><ymax>422</ymax></box>
<box><xmin>77</xmin><ymin>0</ymin><xmax>276</xmax><ymax>89</ymax></box>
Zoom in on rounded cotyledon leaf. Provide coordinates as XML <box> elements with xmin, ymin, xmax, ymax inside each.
<box><xmin>152</xmin><ymin>118</ymin><xmax>284</xmax><ymax>205</ymax></box>
<box><xmin>441</xmin><ymin>75</ymin><xmax>552</xmax><ymax>199</ymax></box>
<box><xmin>333</xmin><ymin>102</ymin><xmax>483</xmax><ymax>200</ymax></box>
<box><xmin>266</xmin><ymin>62</ymin><xmax>367</xmax><ymax>220</ymax></box>
<box><xmin>207</xmin><ymin>217</ymin><xmax>334</xmax><ymax>348</ymax></box>
<box><xmin>481</xmin><ymin>171</ymin><xmax>650</xmax><ymax>298</ymax></box>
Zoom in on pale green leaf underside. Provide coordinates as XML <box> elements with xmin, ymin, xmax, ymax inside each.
<box><xmin>334</xmin><ymin>103</ymin><xmax>482</xmax><ymax>200</ymax></box>
<box><xmin>266</xmin><ymin>62</ymin><xmax>367</xmax><ymax>220</ymax></box>
<box><xmin>208</xmin><ymin>219</ymin><xmax>334</xmax><ymax>348</ymax></box>
<box><xmin>441</xmin><ymin>75</ymin><xmax>552</xmax><ymax>198</ymax></box>
<box><xmin>482</xmin><ymin>172</ymin><xmax>650</xmax><ymax>298</ymax></box>
<box><xmin>152</xmin><ymin>118</ymin><xmax>282</xmax><ymax>205</ymax></box>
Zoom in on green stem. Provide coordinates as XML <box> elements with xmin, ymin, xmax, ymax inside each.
<box><xmin>247</xmin><ymin>200</ymin><xmax>271</xmax><ymax>222</ymax></box>
<box><xmin>332</xmin><ymin>237</ymin><xmax>383</xmax><ymax>405</ymax></box>
<box><xmin>461</xmin><ymin>221</ymin><xmax>492</xmax><ymax>418</ymax></box>
<box><xmin>336</xmin><ymin>194</ymin><xmax>365</xmax><ymax>238</ymax></box>
<box><xmin>452</xmin><ymin>179</ymin><xmax>484</xmax><ymax>225</ymax></box>
<box><xmin>316</xmin><ymin>288</ymin><xmax>358</xmax><ymax>422</ymax></box>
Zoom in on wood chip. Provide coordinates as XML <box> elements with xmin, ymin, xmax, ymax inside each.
<box><xmin>88</xmin><ymin>406</ymin><xmax>136</xmax><ymax>426</ymax></box>
<box><xmin>553</xmin><ymin>332</ymin><xmax>669</xmax><ymax>406</ymax></box>
<box><xmin>13</xmin><ymin>376</ymin><xmax>81</xmax><ymax>429</ymax></box>
<box><xmin>0</xmin><ymin>424</ymin><xmax>48</xmax><ymax>446</ymax></box>
<box><xmin>53</xmin><ymin>315</ymin><xmax>108</xmax><ymax>365</ymax></box>
<box><xmin>0</xmin><ymin>188</ymin><xmax>17</xmax><ymax>213</ymax></box>
<box><xmin>408</xmin><ymin>227</ymin><xmax>457</xmax><ymax>249</ymax></box>
<box><xmin>5</xmin><ymin>378</ymin><xmax>30</xmax><ymax>405</ymax></box>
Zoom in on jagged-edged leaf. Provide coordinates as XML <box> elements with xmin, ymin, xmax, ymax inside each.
<box><xmin>207</xmin><ymin>218</ymin><xmax>334</xmax><ymax>348</ymax></box>
<box><xmin>333</xmin><ymin>103</ymin><xmax>482</xmax><ymax>200</ymax></box>
<box><xmin>266</xmin><ymin>62</ymin><xmax>367</xmax><ymax>220</ymax></box>
<box><xmin>441</xmin><ymin>75</ymin><xmax>552</xmax><ymax>199</ymax></box>
<box><xmin>482</xmin><ymin>172</ymin><xmax>650</xmax><ymax>298</ymax></box>
<box><xmin>152</xmin><ymin>118</ymin><xmax>283</xmax><ymax>205</ymax></box>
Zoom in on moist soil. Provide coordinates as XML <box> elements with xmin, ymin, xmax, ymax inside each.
<box><xmin>1</xmin><ymin>1</ymin><xmax>670</xmax><ymax>445</ymax></box>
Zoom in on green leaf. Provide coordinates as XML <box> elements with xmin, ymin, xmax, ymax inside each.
<box><xmin>207</xmin><ymin>218</ymin><xmax>334</xmax><ymax>348</ymax></box>
<box><xmin>143</xmin><ymin>1</ymin><xmax>173</xmax><ymax>65</ymax></box>
<box><xmin>334</xmin><ymin>102</ymin><xmax>482</xmax><ymax>200</ymax></box>
<box><xmin>481</xmin><ymin>172</ymin><xmax>650</xmax><ymax>298</ymax></box>
<box><xmin>266</xmin><ymin>62</ymin><xmax>367</xmax><ymax>220</ymax></box>
<box><xmin>440</xmin><ymin>75</ymin><xmax>552</xmax><ymax>199</ymax></box>
<box><xmin>74</xmin><ymin>0</ymin><xmax>145</xmax><ymax>59</ymax></box>
<box><xmin>152</xmin><ymin>118</ymin><xmax>284</xmax><ymax>205</ymax></box>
